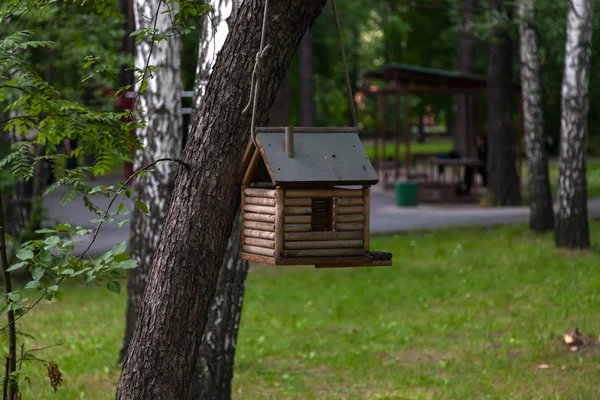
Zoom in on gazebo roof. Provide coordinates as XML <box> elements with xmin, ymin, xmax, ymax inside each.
<box><xmin>363</xmin><ymin>63</ymin><xmax>520</xmax><ymax>92</ymax></box>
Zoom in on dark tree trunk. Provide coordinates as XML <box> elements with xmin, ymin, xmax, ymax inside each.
<box><xmin>115</xmin><ymin>1</ymin><xmax>328</xmax><ymax>399</ymax></box>
<box><xmin>188</xmin><ymin>1</ymin><xmax>248</xmax><ymax>399</ymax></box>
<box><xmin>270</xmin><ymin>67</ymin><xmax>291</xmax><ymax>126</ymax></box>
<box><xmin>518</xmin><ymin>0</ymin><xmax>554</xmax><ymax>232</ymax></box>
<box><xmin>454</xmin><ymin>0</ymin><xmax>478</xmax><ymax>157</ymax></box>
<box><xmin>189</xmin><ymin>212</ymin><xmax>248</xmax><ymax>400</ymax></box>
<box><xmin>555</xmin><ymin>0</ymin><xmax>594</xmax><ymax>248</ymax></box>
<box><xmin>299</xmin><ymin>29</ymin><xmax>315</xmax><ymax>126</ymax></box>
<box><xmin>119</xmin><ymin>0</ymin><xmax>182</xmax><ymax>362</ymax></box>
<box><xmin>487</xmin><ymin>0</ymin><xmax>521</xmax><ymax>205</ymax></box>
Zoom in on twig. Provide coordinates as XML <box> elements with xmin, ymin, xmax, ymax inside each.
<box><xmin>0</xmin><ymin>158</ymin><xmax>190</xmax><ymax>330</ymax></box>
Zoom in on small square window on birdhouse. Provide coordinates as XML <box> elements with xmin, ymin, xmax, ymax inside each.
<box><xmin>238</xmin><ymin>126</ymin><xmax>392</xmax><ymax>268</ymax></box>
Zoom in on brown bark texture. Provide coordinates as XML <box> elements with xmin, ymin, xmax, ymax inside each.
<box><xmin>115</xmin><ymin>1</ymin><xmax>328</xmax><ymax>399</ymax></box>
<box><xmin>189</xmin><ymin>212</ymin><xmax>248</xmax><ymax>400</ymax></box>
<box><xmin>555</xmin><ymin>0</ymin><xmax>594</xmax><ymax>248</ymax></box>
<box><xmin>189</xmin><ymin>1</ymin><xmax>249</xmax><ymax>398</ymax></box>
<box><xmin>518</xmin><ymin>0</ymin><xmax>555</xmax><ymax>232</ymax></box>
<box><xmin>486</xmin><ymin>0</ymin><xmax>521</xmax><ymax>206</ymax></box>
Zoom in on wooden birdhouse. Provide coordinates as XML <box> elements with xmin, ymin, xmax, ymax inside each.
<box><xmin>238</xmin><ymin>126</ymin><xmax>392</xmax><ymax>268</ymax></box>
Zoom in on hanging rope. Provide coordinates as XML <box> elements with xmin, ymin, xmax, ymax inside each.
<box><xmin>243</xmin><ymin>0</ymin><xmax>357</xmax><ymax>146</ymax></box>
<box><xmin>331</xmin><ymin>0</ymin><xmax>358</xmax><ymax>128</ymax></box>
<box><xmin>243</xmin><ymin>0</ymin><xmax>271</xmax><ymax>146</ymax></box>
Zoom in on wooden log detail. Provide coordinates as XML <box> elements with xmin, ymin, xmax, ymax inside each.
<box><xmin>244</xmin><ymin>229</ymin><xmax>276</xmax><ymax>240</ymax></box>
<box><xmin>244</xmin><ymin>221</ymin><xmax>275</xmax><ymax>232</ymax></box>
<box><xmin>244</xmin><ymin>204</ymin><xmax>275</xmax><ymax>215</ymax></box>
<box><xmin>245</xmin><ymin>196</ymin><xmax>276</xmax><ymax>206</ymax></box>
<box><xmin>243</xmin><ymin>245</ymin><xmax>275</xmax><ymax>257</ymax></box>
<box><xmin>244</xmin><ymin>213</ymin><xmax>275</xmax><ymax>223</ymax></box>
<box><xmin>284</xmin><ymin>224</ymin><xmax>312</xmax><ymax>232</ymax></box>
<box><xmin>285</xmin><ymin>189</ymin><xmax>362</xmax><ymax>198</ymax></box>
<box><xmin>285</xmin><ymin>231</ymin><xmax>363</xmax><ymax>241</ymax></box>
<box><xmin>244</xmin><ymin>237</ymin><xmax>275</xmax><ymax>249</ymax></box>
<box><xmin>334</xmin><ymin>206</ymin><xmax>364</xmax><ymax>215</ymax></box>
<box><xmin>363</xmin><ymin>187</ymin><xmax>370</xmax><ymax>253</ymax></box>
<box><xmin>285</xmin><ymin>239</ymin><xmax>364</xmax><ymax>250</ymax></box>
<box><xmin>284</xmin><ymin>248</ymin><xmax>365</xmax><ymax>257</ymax></box>
<box><xmin>244</xmin><ymin>188</ymin><xmax>276</xmax><ymax>198</ymax></box>
<box><xmin>334</xmin><ymin>214</ymin><xmax>364</xmax><ymax>223</ymax></box>
<box><xmin>284</xmin><ymin>215</ymin><xmax>311</xmax><ymax>224</ymax></box>
<box><xmin>274</xmin><ymin>188</ymin><xmax>284</xmax><ymax>257</ymax></box>
<box><xmin>334</xmin><ymin>197</ymin><xmax>364</xmax><ymax>206</ymax></box>
<box><xmin>334</xmin><ymin>222</ymin><xmax>364</xmax><ymax>231</ymax></box>
<box><xmin>284</xmin><ymin>198</ymin><xmax>312</xmax><ymax>206</ymax></box>
<box><xmin>284</xmin><ymin>206</ymin><xmax>312</xmax><ymax>215</ymax></box>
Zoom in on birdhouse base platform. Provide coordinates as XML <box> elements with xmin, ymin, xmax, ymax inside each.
<box><xmin>240</xmin><ymin>252</ymin><xmax>392</xmax><ymax>269</ymax></box>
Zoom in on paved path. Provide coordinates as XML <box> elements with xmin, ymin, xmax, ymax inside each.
<box><xmin>43</xmin><ymin>178</ymin><xmax>600</xmax><ymax>254</ymax></box>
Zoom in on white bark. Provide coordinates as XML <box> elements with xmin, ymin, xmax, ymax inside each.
<box><xmin>555</xmin><ymin>0</ymin><xmax>594</xmax><ymax>248</ymax></box>
<box><xmin>192</xmin><ymin>0</ymin><xmax>238</xmax><ymax>118</ymax></box>
<box><xmin>518</xmin><ymin>0</ymin><xmax>554</xmax><ymax>232</ymax></box>
<box><xmin>121</xmin><ymin>0</ymin><xmax>182</xmax><ymax>359</ymax></box>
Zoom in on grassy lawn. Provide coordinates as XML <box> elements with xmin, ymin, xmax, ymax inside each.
<box><xmin>13</xmin><ymin>221</ymin><xmax>600</xmax><ymax>399</ymax></box>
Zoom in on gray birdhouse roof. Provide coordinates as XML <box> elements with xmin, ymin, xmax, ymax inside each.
<box><xmin>240</xmin><ymin>127</ymin><xmax>379</xmax><ymax>187</ymax></box>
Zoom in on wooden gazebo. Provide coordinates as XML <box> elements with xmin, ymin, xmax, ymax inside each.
<box><xmin>359</xmin><ymin>63</ymin><xmax>523</xmax><ymax>196</ymax></box>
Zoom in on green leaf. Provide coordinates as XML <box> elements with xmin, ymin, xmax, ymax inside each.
<box><xmin>47</xmin><ymin>285</ymin><xmax>58</xmax><ymax>293</ymax></box>
<box><xmin>107</xmin><ymin>281</ymin><xmax>120</xmax><ymax>294</ymax></box>
<box><xmin>56</xmin><ymin>223</ymin><xmax>71</xmax><ymax>232</ymax></box>
<box><xmin>7</xmin><ymin>262</ymin><xmax>27</xmax><ymax>272</ymax></box>
<box><xmin>0</xmin><ymin>303</ymin><xmax>10</xmax><ymax>315</ymax></box>
<box><xmin>7</xmin><ymin>292</ymin><xmax>20</xmax><ymax>302</ymax></box>
<box><xmin>116</xmin><ymin>259</ymin><xmax>137</xmax><ymax>270</ymax></box>
<box><xmin>114</xmin><ymin>253</ymin><xmax>130</xmax><ymax>262</ymax></box>
<box><xmin>117</xmin><ymin>220</ymin><xmax>129</xmax><ymax>228</ymax></box>
<box><xmin>135</xmin><ymin>200</ymin><xmax>149</xmax><ymax>214</ymax></box>
<box><xmin>24</xmin><ymin>281</ymin><xmax>40</xmax><ymax>290</ymax></box>
<box><xmin>54</xmin><ymin>290</ymin><xmax>64</xmax><ymax>301</ymax></box>
<box><xmin>32</xmin><ymin>266</ymin><xmax>44</xmax><ymax>281</ymax></box>
<box><xmin>140</xmin><ymin>80</ymin><xmax>148</xmax><ymax>94</ymax></box>
<box><xmin>35</xmin><ymin>228</ymin><xmax>56</xmax><ymax>234</ymax></box>
<box><xmin>111</xmin><ymin>241</ymin><xmax>127</xmax><ymax>255</ymax></box>
<box><xmin>16</xmin><ymin>249</ymin><xmax>34</xmax><ymax>261</ymax></box>
<box><xmin>44</xmin><ymin>236</ymin><xmax>60</xmax><ymax>246</ymax></box>
<box><xmin>61</xmin><ymin>269</ymin><xmax>74</xmax><ymax>276</ymax></box>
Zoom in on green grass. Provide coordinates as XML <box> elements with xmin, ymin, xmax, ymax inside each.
<box><xmin>12</xmin><ymin>221</ymin><xmax>600</xmax><ymax>399</ymax></box>
<box><xmin>363</xmin><ymin>139</ymin><xmax>453</xmax><ymax>161</ymax></box>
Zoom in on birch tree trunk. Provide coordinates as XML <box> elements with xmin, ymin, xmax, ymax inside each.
<box><xmin>119</xmin><ymin>0</ymin><xmax>182</xmax><ymax>362</ymax></box>
<box><xmin>187</xmin><ymin>1</ymin><xmax>248</xmax><ymax>399</ymax></box>
<box><xmin>518</xmin><ymin>0</ymin><xmax>555</xmax><ymax>232</ymax></box>
<box><xmin>555</xmin><ymin>0</ymin><xmax>594</xmax><ymax>248</ymax></box>
<box><xmin>487</xmin><ymin>0</ymin><xmax>521</xmax><ymax>205</ymax></box>
<box><xmin>115</xmin><ymin>1</ymin><xmax>327</xmax><ymax>398</ymax></box>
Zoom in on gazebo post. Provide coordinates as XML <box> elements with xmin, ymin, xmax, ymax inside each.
<box><xmin>405</xmin><ymin>93</ymin><xmax>411</xmax><ymax>177</ymax></box>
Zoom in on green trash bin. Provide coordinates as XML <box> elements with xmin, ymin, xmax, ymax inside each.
<box><xmin>395</xmin><ymin>181</ymin><xmax>418</xmax><ymax>206</ymax></box>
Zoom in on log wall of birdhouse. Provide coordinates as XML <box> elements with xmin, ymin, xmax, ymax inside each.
<box><xmin>241</xmin><ymin>186</ymin><xmax>371</xmax><ymax>262</ymax></box>
<box><xmin>281</xmin><ymin>187</ymin><xmax>368</xmax><ymax>258</ymax></box>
